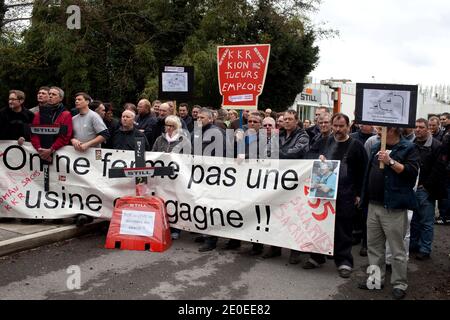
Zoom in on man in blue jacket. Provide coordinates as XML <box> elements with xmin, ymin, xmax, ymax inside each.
<box><xmin>359</xmin><ymin>127</ymin><xmax>419</xmax><ymax>300</ymax></box>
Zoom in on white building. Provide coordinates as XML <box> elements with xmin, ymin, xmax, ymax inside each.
<box><xmin>292</xmin><ymin>79</ymin><xmax>449</xmax><ymax>123</ymax></box>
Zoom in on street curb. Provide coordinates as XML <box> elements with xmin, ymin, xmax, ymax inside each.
<box><xmin>0</xmin><ymin>220</ymin><xmax>109</xmax><ymax>258</ymax></box>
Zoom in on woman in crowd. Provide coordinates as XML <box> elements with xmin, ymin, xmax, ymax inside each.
<box><xmin>152</xmin><ymin>115</ymin><xmax>191</xmax><ymax>239</ymax></box>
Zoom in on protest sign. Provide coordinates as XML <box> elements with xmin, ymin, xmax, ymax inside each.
<box><xmin>217</xmin><ymin>44</ymin><xmax>270</xmax><ymax>110</ymax></box>
<box><xmin>0</xmin><ymin>141</ymin><xmax>336</xmax><ymax>255</ymax></box>
<box><xmin>158</xmin><ymin>66</ymin><xmax>194</xmax><ymax>101</ymax></box>
<box><xmin>355</xmin><ymin>83</ymin><xmax>418</xmax><ymax>128</ymax></box>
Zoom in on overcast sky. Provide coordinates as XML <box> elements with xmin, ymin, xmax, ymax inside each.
<box><xmin>309</xmin><ymin>0</ymin><xmax>450</xmax><ymax>86</ymax></box>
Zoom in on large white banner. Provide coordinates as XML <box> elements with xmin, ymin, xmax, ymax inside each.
<box><xmin>0</xmin><ymin>141</ymin><xmax>337</xmax><ymax>255</ymax></box>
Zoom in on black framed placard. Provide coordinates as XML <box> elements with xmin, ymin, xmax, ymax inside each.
<box><xmin>355</xmin><ymin>83</ymin><xmax>418</xmax><ymax>128</ymax></box>
<box><xmin>158</xmin><ymin>66</ymin><xmax>194</xmax><ymax>100</ymax></box>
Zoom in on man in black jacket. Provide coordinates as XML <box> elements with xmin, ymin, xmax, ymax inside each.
<box><xmin>410</xmin><ymin>118</ymin><xmax>446</xmax><ymax>260</ymax></box>
<box><xmin>109</xmin><ymin>110</ymin><xmax>150</xmax><ymax>151</ymax></box>
<box><xmin>263</xmin><ymin>110</ymin><xmax>309</xmax><ymax>264</ymax></box>
<box><xmin>136</xmin><ymin>99</ymin><xmax>157</xmax><ymax>147</ymax></box>
<box><xmin>178</xmin><ymin>103</ymin><xmax>194</xmax><ymax>133</ymax></box>
<box><xmin>279</xmin><ymin>110</ymin><xmax>309</xmax><ymax>159</ymax></box>
<box><xmin>0</xmin><ymin>90</ymin><xmax>34</xmax><ymax>144</ymax></box>
<box><xmin>302</xmin><ymin>113</ymin><xmax>367</xmax><ymax>279</ymax></box>
<box><xmin>192</xmin><ymin>108</ymin><xmax>226</xmax><ymax>252</ymax></box>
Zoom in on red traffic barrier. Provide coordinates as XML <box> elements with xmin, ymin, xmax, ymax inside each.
<box><xmin>105</xmin><ymin>196</ymin><xmax>171</xmax><ymax>252</ymax></box>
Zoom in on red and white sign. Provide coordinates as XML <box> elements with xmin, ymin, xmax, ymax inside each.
<box><xmin>217</xmin><ymin>44</ymin><xmax>271</xmax><ymax>110</ymax></box>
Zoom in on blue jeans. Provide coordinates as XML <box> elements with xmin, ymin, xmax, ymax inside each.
<box><xmin>410</xmin><ymin>188</ymin><xmax>435</xmax><ymax>255</ymax></box>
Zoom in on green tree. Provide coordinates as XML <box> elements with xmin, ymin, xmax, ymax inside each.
<box><xmin>0</xmin><ymin>0</ymin><xmax>328</xmax><ymax>112</ymax></box>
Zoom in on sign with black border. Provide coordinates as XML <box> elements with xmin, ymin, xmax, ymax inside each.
<box><xmin>355</xmin><ymin>83</ymin><xmax>418</xmax><ymax>128</ymax></box>
<box><xmin>158</xmin><ymin>66</ymin><xmax>194</xmax><ymax>100</ymax></box>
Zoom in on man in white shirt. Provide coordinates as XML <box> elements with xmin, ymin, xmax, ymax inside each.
<box><xmin>71</xmin><ymin>92</ymin><xmax>110</xmax><ymax>226</ymax></box>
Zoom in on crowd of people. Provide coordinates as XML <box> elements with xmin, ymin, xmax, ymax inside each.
<box><xmin>1</xmin><ymin>86</ymin><xmax>449</xmax><ymax>300</ymax></box>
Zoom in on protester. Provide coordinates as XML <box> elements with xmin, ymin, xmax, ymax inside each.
<box><xmin>152</xmin><ymin>100</ymin><xmax>161</xmax><ymax>116</ymax></box>
<box><xmin>350</xmin><ymin>124</ymin><xmax>375</xmax><ymax>250</ymax></box>
<box><xmin>307</xmin><ymin>113</ymin><xmax>332</xmax><ymax>159</ymax></box>
<box><xmin>136</xmin><ymin>99</ymin><xmax>157</xmax><ymax>146</ymax></box>
<box><xmin>440</xmin><ymin>112</ymin><xmax>449</xmax><ymax>130</ymax></box>
<box><xmin>91</xmin><ymin>100</ymin><xmax>106</xmax><ymax>119</ymax></box>
<box><xmin>123</xmin><ymin>102</ymin><xmax>137</xmax><ymax>114</ymax></box>
<box><xmin>306</xmin><ymin>106</ymin><xmax>328</xmax><ymax>140</ymax></box>
<box><xmin>276</xmin><ymin>114</ymin><xmax>285</xmax><ymax>130</ymax></box>
<box><xmin>263</xmin><ymin>110</ymin><xmax>309</xmax><ymax>264</ymax></box>
<box><xmin>30</xmin><ymin>86</ymin><xmax>72</xmax><ymax>163</ymax></box>
<box><xmin>178</xmin><ymin>103</ymin><xmax>194</xmax><ymax>132</ymax></box>
<box><xmin>108</xmin><ymin>110</ymin><xmax>150</xmax><ymax>151</ymax></box>
<box><xmin>428</xmin><ymin>116</ymin><xmax>444</xmax><ymax>142</ymax></box>
<box><xmin>303</xmin><ymin>113</ymin><xmax>367</xmax><ymax>279</ymax></box>
<box><xmin>409</xmin><ymin>118</ymin><xmax>446</xmax><ymax>260</ymax></box>
<box><xmin>191</xmin><ymin>105</ymin><xmax>201</xmax><ymax>122</ymax></box>
<box><xmin>71</xmin><ymin>92</ymin><xmax>110</xmax><ymax>226</ymax></box>
<box><xmin>224</xmin><ymin>111</ymin><xmax>266</xmax><ymax>254</ymax></box>
<box><xmin>192</xmin><ymin>108</ymin><xmax>226</xmax><ymax>252</ymax></box>
<box><xmin>359</xmin><ymin>127</ymin><xmax>419</xmax><ymax>300</ymax></box>
<box><xmin>29</xmin><ymin>87</ymin><xmax>50</xmax><ymax>114</ymax></box>
<box><xmin>0</xmin><ymin>90</ymin><xmax>35</xmax><ymax>144</ymax></box>
<box><xmin>152</xmin><ymin>115</ymin><xmax>191</xmax><ymax>239</ymax></box>
<box><xmin>303</xmin><ymin>119</ymin><xmax>311</xmax><ymax>129</ymax></box>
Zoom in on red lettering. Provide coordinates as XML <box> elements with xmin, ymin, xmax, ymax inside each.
<box><xmin>312</xmin><ymin>201</ymin><xmax>335</xmax><ymax>221</ymax></box>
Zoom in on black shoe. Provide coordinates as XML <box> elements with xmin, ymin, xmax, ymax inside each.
<box><xmin>288</xmin><ymin>250</ymin><xmax>302</xmax><ymax>264</ymax></box>
<box><xmin>198</xmin><ymin>244</ymin><xmax>216</xmax><ymax>252</ymax></box>
<box><xmin>224</xmin><ymin>239</ymin><xmax>241</xmax><ymax>250</ymax></box>
<box><xmin>358</xmin><ymin>280</ymin><xmax>384</xmax><ymax>290</ymax></box>
<box><xmin>302</xmin><ymin>259</ymin><xmax>324</xmax><ymax>269</ymax></box>
<box><xmin>415</xmin><ymin>252</ymin><xmax>430</xmax><ymax>261</ymax></box>
<box><xmin>392</xmin><ymin>288</ymin><xmax>406</xmax><ymax>300</ymax></box>
<box><xmin>194</xmin><ymin>236</ymin><xmax>205</xmax><ymax>243</ymax></box>
<box><xmin>338</xmin><ymin>268</ymin><xmax>352</xmax><ymax>279</ymax></box>
<box><xmin>75</xmin><ymin>215</ymin><xmax>92</xmax><ymax>227</ymax></box>
<box><xmin>359</xmin><ymin>247</ymin><xmax>368</xmax><ymax>257</ymax></box>
<box><xmin>262</xmin><ymin>247</ymin><xmax>282</xmax><ymax>259</ymax></box>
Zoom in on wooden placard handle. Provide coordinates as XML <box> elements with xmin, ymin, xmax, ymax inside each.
<box><xmin>380</xmin><ymin>127</ymin><xmax>387</xmax><ymax>169</ymax></box>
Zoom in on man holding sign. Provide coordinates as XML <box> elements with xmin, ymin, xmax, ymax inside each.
<box><xmin>359</xmin><ymin>127</ymin><xmax>419</xmax><ymax>300</ymax></box>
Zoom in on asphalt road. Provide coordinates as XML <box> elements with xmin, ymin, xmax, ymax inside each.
<box><xmin>0</xmin><ymin>226</ymin><xmax>449</xmax><ymax>300</ymax></box>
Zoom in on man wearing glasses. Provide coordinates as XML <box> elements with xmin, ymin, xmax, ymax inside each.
<box><xmin>0</xmin><ymin>90</ymin><xmax>35</xmax><ymax>144</ymax></box>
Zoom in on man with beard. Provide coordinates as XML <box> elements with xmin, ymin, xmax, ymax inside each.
<box><xmin>302</xmin><ymin>113</ymin><xmax>367</xmax><ymax>279</ymax></box>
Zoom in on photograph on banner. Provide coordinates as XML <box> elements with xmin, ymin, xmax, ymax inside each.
<box><xmin>308</xmin><ymin>160</ymin><xmax>340</xmax><ymax>200</ymax></box>
<box><xmin>354</xmin><ymin>83</ymin><xmax>418</xmax><ymax>128</ymax></box>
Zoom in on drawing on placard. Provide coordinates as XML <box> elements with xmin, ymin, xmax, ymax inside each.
<box><xmin>362</xmin><ymin>89</ymin><xmax>410</xmax><ymax>125</ymax></box>
<box><xmin>162</xmin><ymin>72</ymin><xmax>188</xmax><ymax>92</ymax></box>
